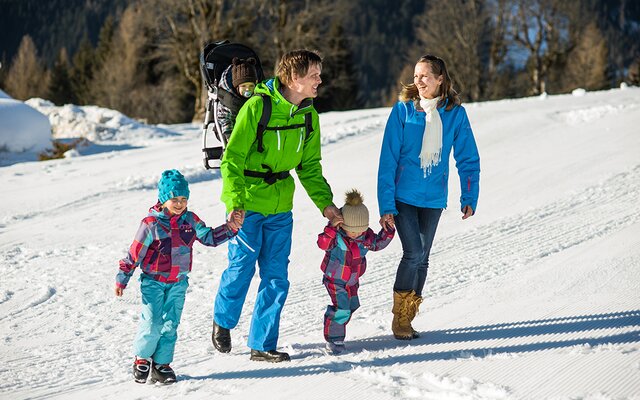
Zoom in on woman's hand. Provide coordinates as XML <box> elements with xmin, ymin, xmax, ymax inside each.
<box><xmin>115</xmin><ymin>286</ymin><xmax>124</xmax><ymax>297</ymax></box>
<box><xmin>462</xmin><ymin>205</ymin><xmax>474</xmax><ymax>220</ymax></box>
<box><xmin>380</xmin><ymin>214</ymin><xmax>395</xmax><ymax>230</ymax></box>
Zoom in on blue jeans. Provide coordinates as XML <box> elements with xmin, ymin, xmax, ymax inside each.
<box><xmin>133</xmin><ymin>276</ymin><xmax>189</xmax><ymax>364</ymax></box>
<box><xmin>393</xmin><ymin>201</ymin><xmax>442</xmax><ymax>296</ymax></box>
<box><xmin>213</xmin><ymin>211</ymin><xmax>293</xmax><ymax>351</ymax></box>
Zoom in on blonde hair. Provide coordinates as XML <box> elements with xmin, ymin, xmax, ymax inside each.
<box><xmin>276</xmin><ymin>49</ymin><xmax>323</xmax><ymax>86</ymax></box>
<box><xmin>399</xmin><ymin>55</ymin><xmax>460</xmax><ymax>111</ymax></box>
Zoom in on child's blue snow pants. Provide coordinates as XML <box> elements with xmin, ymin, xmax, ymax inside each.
<box><xmin>133</xmin><ymin>275</ymin><xmax>188</xmax><ymax>364</ymax></box>
<box><xmin>213</xmin><ymin>211</ymin><xmax>293</xmax><ymax>351</ymax></box>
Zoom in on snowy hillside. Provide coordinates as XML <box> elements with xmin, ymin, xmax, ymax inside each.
<box><xmin>1</xmin><ymin>87</ymin><xmax>639</xmax><ymax>400</ymax></box>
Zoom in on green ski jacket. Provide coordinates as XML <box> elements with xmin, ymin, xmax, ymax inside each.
<box><xmin>220</xmin><ymin>78</ymin><xmax>333</xmax><ymax>216</ymax></box>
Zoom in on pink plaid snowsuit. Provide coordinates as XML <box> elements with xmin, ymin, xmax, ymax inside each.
<box><xmin>317</xmin><ymin>224</ymin><xmax>394</xmax><ymax>342</ymax></box>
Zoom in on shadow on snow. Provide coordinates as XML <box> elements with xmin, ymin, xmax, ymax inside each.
<box><xmin>181</xmin><ymin>310</ymin><xmax>640</xmax><ymax>381</ymax></box>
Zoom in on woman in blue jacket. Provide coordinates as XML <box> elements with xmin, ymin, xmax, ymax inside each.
<box><xmin>377</xmin><ymin>55</ymin><xmax>480</xmax><ymax>340</ymax></box>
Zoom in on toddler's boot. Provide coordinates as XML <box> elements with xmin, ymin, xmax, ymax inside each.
<box><xmin>325</xmin><ymin>340</ymin><xmax>346</xmax><ymax>355</ymax></box>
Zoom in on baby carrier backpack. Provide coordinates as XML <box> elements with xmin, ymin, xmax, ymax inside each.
<box><xmin>200</xmin><ymin>40</ymin><xmax>265</xmax><ymax>169</ymax></box>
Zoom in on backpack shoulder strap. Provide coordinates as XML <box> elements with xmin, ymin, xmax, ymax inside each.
<box><xmin>256</xmin><ymin>94</ymin><xmax>271</xmax><ymax>153</ymax></box>
<box><xmin>304</xmin><ymin>112</ymin><xmax>313</xmax><ymax>140</ymax></box>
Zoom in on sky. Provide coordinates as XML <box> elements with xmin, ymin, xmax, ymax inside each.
<box><xmin>0</xmin><ymin>86</ymin><xmax>639</xmax><ymax>400</ymax></box>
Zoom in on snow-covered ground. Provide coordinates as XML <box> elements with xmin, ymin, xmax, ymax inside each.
<box><xmin>0</xmin><ymin>91</ymin><xmax>51</xmax><ymax>155</ymax></box>
<box><xmin>1</xmin><ymin>87</ymin><xmax>639</xmax><ymax>400</ymax></box>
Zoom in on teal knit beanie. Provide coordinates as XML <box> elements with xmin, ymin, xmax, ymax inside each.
<box><xmin>158</xmin><ymin>169</ymin><xmax>190</xmax><ymax>204</ymax></box>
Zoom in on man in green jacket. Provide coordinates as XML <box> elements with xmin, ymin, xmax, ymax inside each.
<box><xmin>212</xmin><ymin>49</ymin><xmax>342</xmax><ymax>362</ymax></box>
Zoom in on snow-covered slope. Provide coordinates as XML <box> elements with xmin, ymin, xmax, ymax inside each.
<box><xmin>1</xmin><ymin>88</ymin><xmax>639</xmax><ymax>400</ymax></box>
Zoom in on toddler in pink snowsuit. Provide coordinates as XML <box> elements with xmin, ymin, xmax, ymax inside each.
<box><xmin>317</xmin><ymin>189</ymin><xmax>394</xmax><ymax>354</ymax></box>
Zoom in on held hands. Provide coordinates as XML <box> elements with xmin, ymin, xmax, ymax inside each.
<box><xmin>462</xmin><ymin>205</ymin><xmax>474</xmax><ymax>220</ymax></box>
<box><xmin>380</xmin><ymin>214</ymin><xmax>395</xmax><ymax>231</ymax></box>
<box><xmin>323</xmin><ymin>204</ymin><xmax>343</xmax><ymax>227</ymax></box>
<box><xmin>227</xmin><ymin>209</ymin><xmax>246</xmax><ymax>231</ymax></box>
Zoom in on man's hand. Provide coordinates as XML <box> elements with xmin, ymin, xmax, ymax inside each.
<box><xmin>115</xmin><ymin>286</ymin><xmax>124</xmax><ymax>297</ymax></box>
<box><xmin>323</xmin><ymin>204</ymin><xmax>343</xmax><ymax>227</ymax></box>
<box><xmin>330</xmin><ymin>215</ymin><xmax>344</xmax><ymax>228</ymax></box>
<box><xmin>227</xmin><ymin>209</ymin><xmax>246</xmax><ymax>231</ymax></box>
<box><xmin>380</xmin><ymin>214</ymin><xmax>395</xmax><ymax>231</ymax></box>
<box><xmin>462</xmin><ymin>205</ymin><xmax>474</xmax><ymax>220</ymax></box>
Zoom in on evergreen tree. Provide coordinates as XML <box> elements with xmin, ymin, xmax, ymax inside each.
<box><xmin>563</xmin><ymin>22</ymin><xmax>608</xmax><ymax>91</ymax></box>
<box><xmin>48</xmin><ymin>47</ymin><xmax>76</xmax><ymax>105</ymax></box>
<box><xmin>5</xmin><ymin>35</ymin><xmax>47</xmax><ymax>100</ymax></box>
<box><xmin>346</xmin><ymin>0</ymin><xmax>426</xmax><ymax>107</ymax></box>
<box><xmin>0</xmin><ymin>56</ymin><xmax>7</xmax><ymax>89</ymax></box>
<box><xmin>94</xmin><ymin>15</ymin><xmax>115</xmax><ymax>65</ymax></box>
<box><xmin>314</xmin><ymin>22</ymin><xmax>359</xmax><ymax>111</ymax></box>
<box><xmin>71</xmin><ymin>35</ymin><xmax>96</xmax><ymax>105</ymax></box>
<box><xmin>629</xmin><ymin>57</ymin><xmax>640</xmax><ymax>85</ymax></box>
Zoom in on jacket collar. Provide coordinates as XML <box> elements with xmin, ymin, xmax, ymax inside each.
<box><xmin>256</xmin><ymin>78</ymin><xmax>314</xmax><ymax>117</ymax></box>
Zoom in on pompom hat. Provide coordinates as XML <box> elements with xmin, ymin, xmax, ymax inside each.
<box><xmin>341</xmin><ymin>189</ymin><xmax>369</xmax><ymax>233</ymax></box>
<box><xmin>158</xmin><ymin>169</ymin><xmax>190</xmax><ymax>204</ymax></box>
<box><xmin>231</xmin><ymin>57</ymin><xmax>258</xmax><ymax>88</ymax></box>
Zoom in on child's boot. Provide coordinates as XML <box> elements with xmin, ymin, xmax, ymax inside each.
<box><xmin>132</xmin><ymin>357</ymin><xmax>151</xmax><ymax>384</ymax></box>
<box><xmin>150</xmin><ymin>363</ymin><xmax>177</xmax><ymax>384</ymax></box>
<box><xmin>325</xmin><ymin>340</ymin><xmax>346</xmax><ymax>355</ymax></box>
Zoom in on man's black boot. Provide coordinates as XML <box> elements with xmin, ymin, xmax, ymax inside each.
<box><xmin>250</xmin><ymin>349</ymin><xmax>291</xmax><ymax>363</ymax></box>
<box><xmin>212</xmin><ymin>321</ymin><xmax>231</xmax><ymax>353</ymax></box>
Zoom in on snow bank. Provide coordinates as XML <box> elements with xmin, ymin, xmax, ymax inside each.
<box><xmin>0</xmin><ymin>96</ymin><xmax>51</xmax><ymax>153</ymax></box>
<box><xmin>25</xmin><ymin>99</ymin><xmax>177</xmax><ymax>144</ymax></box>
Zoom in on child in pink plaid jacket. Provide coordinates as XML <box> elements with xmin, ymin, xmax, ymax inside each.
<box><xmin>317</xmin><ymin>189</ymin><xmax>395</xmax><ymax>354</ymax></box>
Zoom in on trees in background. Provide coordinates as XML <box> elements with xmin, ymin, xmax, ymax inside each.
<box><xmin>414</xmin><ymin>0</ymin><xmax>490</xmax><ymax>102</ymax></box>
<box><xmin>405</xmin><ymin>0</ymin><xmax>626</xmax><ymax>101</ymax></box>
<box><xmin>1</xmin><ymin>0</ymin><xmax>639</xmax><ymax>123</ymax></box>
<box><xmin>594</xmin><ymin>0</ymin><xmax>640</xmax><ymax>86</ymax></box>
<box><xmin>4</xmin><ymin>35</ymin><xmax>49</xmax><ymax>100</ymax></box>
<box><xmin>562</xmin><ymin>22</ymin><xmax>608</xmax><ymax>92</ymax></box>
<box><xmin>145</xmin><ymin>0</ymin><xmax>247</xmax><ymax>120</ymax></box>
<box><xmin>48</xmin><ymin>48</ymin><xmax>76</xmax><ymax>105</ymax></box>
<box><xmin>249</xmin><ymin>0</ymin><xmax>357</xmax><ymax>112</ymax></box>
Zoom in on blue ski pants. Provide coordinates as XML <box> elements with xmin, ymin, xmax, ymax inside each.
<box><xmin>213</xmin><ymin>211</ymin><xmax>293</xmax><ymax>351</ymax></box>
<box><xmin>133</xmin><ymin>275</ymin><xmax>188</xmax><ymax>364</ymax></box>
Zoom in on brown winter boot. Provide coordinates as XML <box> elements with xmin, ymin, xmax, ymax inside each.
<box><xmin>392</xmin><ymin>291</ymin><xmax>413</xmax><ymax>340</ymax></box>
<box><xmin>407</xmin><ymin>292</ymin><xmax>423</xmax><ymax>338</ymax></box>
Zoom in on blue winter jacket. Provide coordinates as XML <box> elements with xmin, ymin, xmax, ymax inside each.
<box><xmin>377</xmin><ymin>100</ymin><xmax>480</xmax><ymax>216</ymax></box>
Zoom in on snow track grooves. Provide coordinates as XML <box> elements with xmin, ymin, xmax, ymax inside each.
<box><xmin>281</xmin><ymin>164</ymin><xmax>640</xmax><ymax>337</ymax></box>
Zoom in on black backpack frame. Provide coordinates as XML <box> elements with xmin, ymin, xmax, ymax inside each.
<box><xmin>200</xmin><ymin>40</ymin><xmax>265</xmax><ymax>169</ymax></box>
<box><xmin>200</xmin><ymin>40</ymin><xmax>314</xmax><ymax>180</ymax></box>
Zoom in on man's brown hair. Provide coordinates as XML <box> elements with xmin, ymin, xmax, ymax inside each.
<box><xmin>276</xmin><ymin>49</ymin><xmax>323</xmax><ymax>86</ymax></box>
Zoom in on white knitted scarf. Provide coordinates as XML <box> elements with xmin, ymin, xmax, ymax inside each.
<box><xmin>419</xmin><ymin>97</ymin><xmax>443</xmax><ymax>177</ymax></box>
